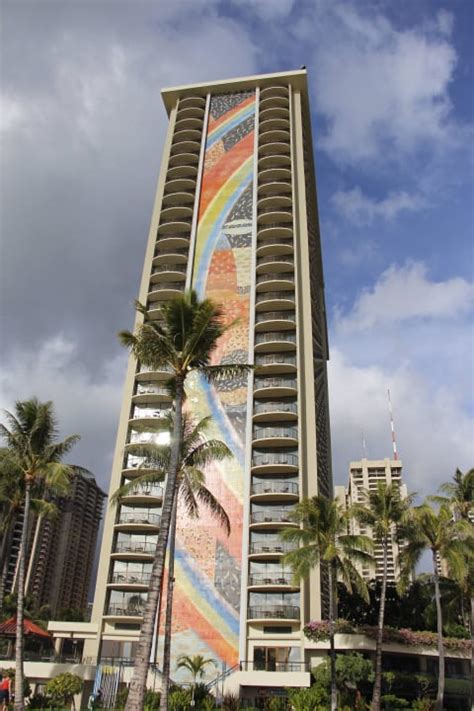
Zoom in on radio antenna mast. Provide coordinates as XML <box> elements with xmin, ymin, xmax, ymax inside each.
<box><xmin>387</xmin><ymin>388</ymin><xmax>398</xmax><ymax>460</ymax></box>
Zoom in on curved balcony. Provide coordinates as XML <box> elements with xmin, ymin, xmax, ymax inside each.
<box><xmin>259</xmin><ymin>129</ymin><xmax>290</xmax><ymax>146</ymax></box>
<box><xmin>255</xmin><ymin>311</ymin><xmax>296</xmax><ymax>332</ymax></box>
<box><xmin>168</xmin><ymin>151</ymin><xmax>200</xmax><ymax>168</ymax></box>
<box><xmin>148</xmin><ymin>282</ymin><xmax>184</xmax><ymax>300</ymax></box>
<box><xmin>251</xmin><ymin>451</ymin><xmax>298</xmax><ymax>474</ymax></box>
<box><xmin>258</xmin><ymin>206</ymin><xmax>292</xmax><ymax>225</ymax></box>
<box><xmin>116</xmin><ymin>512</ymin><xmax>161</xmax><ymax>528</ymax></box>
<box><xmin>250</xmin><ymin>481</ymin><xmax>299</xmax><ymax>502</ymax></box>
<box><xmin>175</xmin><ymin>107</ymin><xmax>205</xmax><ymax>124</ymax></box>
<box><xmin>254</xmin><ymin>376</ymin><xmax>297</xmax><ymax>397</ymax></box>
<box><xmin>260</xmin><ymin>85</ymin><xmax>289</xmax><ymax>100</ymax></box>
<box><xmin>161</xmin><ymin>191</ymin><xmax>195</xmax><ymax>208</ymax></box>
<box><xmin>152</xmin><ymin>249</ymin><xmax>188</xmax><ymax>267</ymax></box>
<box><xmin>160</xmin><ymin>205</ymin><xmax>193</xmax><ymax>222</ymax></box>
<box><xmin>247</xmin><ymin>605</ymin><xmax>299</xmax><ymax>622</ymax></box>
<box><xmin>108</xmin><ymin>572</ymin><xmax>152</xmax><ymax>590</ymax></box>
<box><xmin>174</xmin><ymin>116</ymin><xmax>204</xmax><ymax>132</ymax></box>
<box><xmin>112</xmin><ymin>541</ymin><xmax>155</xmax><ymax>559</ymax></box>
<box><xmin>256</xmin><ymin>255</ymin><xmax>293</xmax><ymax>274</ymax></box>
<box><xmin>252</xmin><ymin>426</ymin><xmax>298</xmax><ymax>447</ymax></box>
<box><xmin>259</xmin><ymin>117</ymin><xmax>290</xmax><ymax>133</ymax></box>
<box><xmin>259</xmin><ymin>141</ymin><xmax>290</xmax><ymax>158</ymax></box>
<box><xmin>257</xmin><ymin>223</ymin><xmax>292</xmax><ymax>241</ymax></box>
<box><xmin>254</xmin><ymin>331</ymin><xmax>296</xmax><ymax>353</ymax></box>
<box><xmin>129</xmin><ymin>403</ymin><xmax>171</xmax><ymax>426</ymax></box>
<box><xmin>155</xmin><ymin>233</ymin><xmax>190</xmax><ymax>250</ymax></box>
<box><xmin>164</xmin><ymin>178</ymin><xmax>197</xmax><ymax>195</ymax></box>
<box><xmin>256</xmin><ymin>272</ymin><xmax>294</xmax><ymax>292</ymax></box>
<box><xmin>259</xmin><ymin>167</ymin><xmax>291</xmax><ymax>185</ymax></box>
<box><xmin>250</xmin><ymin>509</ymin><xmax>297</xmax><ymax>528</ymax></box>
<box><xmin>259</xmin><ymin>106</ymin><xmax>290</xmax><ymax>123</ymax></box>
<box><xmin>157</xmin><ymin>216</ymin><xmax>192</xmax><ymax>235</ymax></box>
<box><xmin>169</xmin><ymin>139</ymin><xmax>201</xmax><ymax>157</ymax></box>
<box><xmin>256</xmin><ymin>238</ymin><xmax>293</xmax><ymax>258</ymax></box>
<box><xmin>166</xmin><ymin>164</ymin><xmax>198</xmax><ymax>181</ymax></box>
<box><xmin>136</xmin><ymin>364</ymin><xmax>174</xmax><ymax>382</ymax></box>
<box><xmin>259</xmin><ymin>94</ymin><xmax>290</xmax><ymax>111</ymax></box>
<box><xmin>255</xmin><ymin>291</ymin><xmax>295</xmax><ymax>312</ymax></box>
<box><xmin>150</xmin><ymin>264</ymin><xmax>186</xmax><ymax>283</ymax></box>
<box><xmin>172</xmin><ymin>128</ymin><xmax>202</xmax><ymax>144</ymax></box>
<box><xmin>249</xmin><ymin>541</ymin><xmax>296</xmax><ymax>558</ymax></box>
<box><xmin>254</xmin><ymin>353</ymin><xmax>297</xmax><ymax>374</ymax></box>
<box><xmin>258</xmin><ymin>154</ymin><xmax>291</xmax><ymax>171</ymax></box>
<box><xmin>253</xmin><ymin>400</ymin><xmax>297</xmax><ymax>422</ymax></box>
<box><xmin>132</xmin><ymin>383</ymin><xmax>172</xmax><ymax>404</ymax></box>
<box><xmin>119</xmin><ymin>484</ymin><xmax>163</xmax><ymax>505</ymax></box>
<box><xmin>258</xmin><ymin>179</ymin><xmax>292</xmax><ymax>198</ymax></box>
<box><xmin>248</xmin><ymin>572</ymin><xmax>297</xmax><ymax>590</ymax></box>
<box><xmin>258</xmin><ymin>196</ymin><xmax>292</xmax><ymax>216</ymax></box>
<box><xmin>178</xmin><ymin>95</ymin><xmax>206</xmax><ymax>109</ymax></box>
<box><xmin>104</xmin><ymin>604</ymin><xmax>144</xmax><ymax>620</ymax></box>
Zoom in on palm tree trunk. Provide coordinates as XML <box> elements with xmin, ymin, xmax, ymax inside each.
<box><xmin>328</xmin><ymin>562</ymin><xmax>337</xmax><ymax>711</ymax></box>
<box><xmin>371</xmin><ymin>536</ymin><xmax>388</xmax><ymax>711</ymax></box>
<box><xmin>160</xmin><ymin>495</ymin><xmax>178</xmax><ymax>711</ymax></box>
<box><xmin>432</xmin><ymin>550</ymin><xmax>445</xmax><ymax>711</ymax></box>
<box><xmin>125</xmin><ymin>377</ymin><xmax>185</xmax><ymax>711</ymax></box>
<box><xmin>470</xmin><ymin>594</ymin><xmax>474</xmax><ymax>711</ymax></box>
<box><xmin>0</xmin><ymin>516</ymin><xmax>16</xmax><ymax>610</ymax></box>
<box><xmin>15</xmin><ymin>479</ymin><xmax>31</xmax><ymax>711</ymax></box>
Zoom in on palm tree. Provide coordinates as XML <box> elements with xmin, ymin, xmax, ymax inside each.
<box><xmin>176</xmin><ymin>654</ymin><xmax>216</xmax><ymax>706</ymax></box>
<box><xmin>111</xmin><ymin>413</ymin><xmax>231</xmax><ymax>711</ymax></box>
<box><xmin>351</xmin><ymin>482</ymin><xmax>414</xmax><ymax>711</ymax></box>
<box><xmin>0</xmin><ymin>399</ymin><xmax>80</xmax><ymax>711</ymax></box>
<box><xmin>399</xmin><ymin>503</ymin><xmax>472</xmax><ymax>711</ymax></box>
<box><xmin>281</xmin><ymin>496</ymin><xmax>374</xmax><ymax>711</ymax></box>
<box><xmin>119</xmin><ymin>292</ymin><xmax>248</xmax><ymax>711</ymax></box>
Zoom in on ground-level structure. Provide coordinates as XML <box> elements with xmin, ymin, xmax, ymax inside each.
<box><xmin>2</xmin><ymin>623</ymin><xmax>469</xmax><ymax>709</ymax></box>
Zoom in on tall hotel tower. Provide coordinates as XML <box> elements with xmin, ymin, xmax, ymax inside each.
<box><xmin>87</xmin><ymin>70</ymin><xmax>332</xmax><ymax>685</ymax></box>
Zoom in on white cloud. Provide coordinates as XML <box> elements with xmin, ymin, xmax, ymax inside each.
<box><xmin>332</xmin><ymin>186</ymin><xmax>425</xmax><ymax>224</ymax></box>
<box><xmin>328</xmin><ymin>349</ymin><xmax>474</xmax><ymax>494</ymax></box>
<box><xmin>335</xmin><ymin>262</ymin><xmax>474</xmax><ymax>332</ymax></box>
<box><xmin>230</xmin><ymin>0</ymin><xmax>296</xmax><ymax>20</ymax></box>
<box><xmin>0</xmin><ymin>335</ymin><xmax>127</xmax><ymax>489</ymax></box>
<box><xmin>302</xmin><ymin>3</ymin><xmax>459</xmax><ymax>163</ymax></box>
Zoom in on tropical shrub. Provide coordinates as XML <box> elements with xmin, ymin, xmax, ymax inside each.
<box><xmin>169</xmin><ymin>687</ymin><xmax>192</xmax><ymax>711</ymax></box>
<box><xmin>381</xmin><ymin>694</ymin><xmax>409</xmax><ymax>709</ymax></box>
<box><xmin>45</xmin><ymin>672</ymin><xmax>83</xmax><ymax>708</ymax></box>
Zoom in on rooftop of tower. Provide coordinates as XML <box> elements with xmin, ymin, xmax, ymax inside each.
<box><xmin>161</xmin><ymin>68</ymin><xmax>308</xmax><ymax>115</ymax></box>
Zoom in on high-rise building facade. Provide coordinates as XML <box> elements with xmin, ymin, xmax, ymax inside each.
<box><xmin>335</xmin><ymin>458</ymin><xmax>407</xmax><ymax>583</ymax></box>
<box><xmin>87</xmin><ymin>70</ymin><xmax>332</xmax><ymax>683</ymax></box>
<box><xmin>2</xmin><ymin>470</ymin><xmax>105</xmax><ymax>616</ymax></box>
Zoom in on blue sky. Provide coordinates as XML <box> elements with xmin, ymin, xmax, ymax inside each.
<box><xmin>0</xmin><ymin>0</ymin><xmax>473</xmax><ymax>498</ymax></box>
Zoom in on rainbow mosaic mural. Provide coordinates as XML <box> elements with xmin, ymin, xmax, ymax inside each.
<box><xmin>162</xmin><ymin>92</ymin><xmax>256</xmax><ymax>674</ymax></box>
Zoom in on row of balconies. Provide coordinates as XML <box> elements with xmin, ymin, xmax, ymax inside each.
<box><xmin>104</xmin><ymin>602</ymin><xmax>299</xmax><ymax>623</ymax></box>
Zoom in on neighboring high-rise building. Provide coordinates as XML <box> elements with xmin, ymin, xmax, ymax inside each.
<box><xmin>4</xmin><ymin>470</ymin><xmax>105</xmax><ymax>617</ymax></box>
<box><xmin>86</xmin><ymin>70</ymin><xmax>333</xmax><ymax>688</ymax></box>
<box><xmin>335</xmin><ymin>458</ymin><xmax>407</xmax><ymax>583</ymax></box>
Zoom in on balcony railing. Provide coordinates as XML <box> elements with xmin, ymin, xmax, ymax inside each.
<box><xmin>159</xmin><ymin>215</ymin><xmax>192</xmax><ymax>226</ymax></box>
<box><xmin>241</xmin><ymin>660</ymin><xmax>309</xmax><ymax>672</ymax></box>
<box><xmin>252</xmin><ymin>452</ymin><xmax>298</xmax><ymax>467</ymax></box>
<box><xmin>256</xmin><ymin>291</ymin><xmax>295</xmax><ymax>304</ymax></box>
<box><xmin>248</xmin><ymin>605</ymin><xmax>299</xmax><ymax>620</ymax></box>
<box><xmin>106</xmin><ymin>604</ymin><xmax>145</xmax><ymax>616</ymax></box>
<box><xmin>248</xmin><ymin>572</ymin><xmax>293</xmax><ymax>586</ymax></box>
<box><xmin>135</xmin><ymin>383</ymin><xmax>171</xmax><ymax>396</ymax></box>
<box><xmin>251</xmin><ymin>481</ymin><xmax>298</xmax><ymax>496</ymax></box>
<box><xmin>257</xmin><ymin>255</ymin><xmax>293</xmax><ymax>267</ymax></box>
<box><xmin>253</xmin><ymin>401</ymin><xmax>297</xmax><ymax>417</ymax></box>
<box><xmin>253</xmin><ymin>427</ymin><xmax>298</xmax><ymax>441</ymax></box>
<box><xmin>255</xmin><ymin>311</ymin><xmax>295</xmax><ymax>324</ymax></box>
<box><xmin>110</xmin><ymin>572</ymin><xmax>152</xmax><ymax>585</ymax></box>
<box><xmin>255</xmin><ymin>332</ymin><xmax>296</xmax><ymax>346</ymax></box>
<box><xmin>259</xmin><ymin>178</ymin><xmax>292</xmax><ymax>187</ymax></box>
<box><xmin>114</xmin><ymin>541</ymin><xmax>156</xmax><ymax>554</ymax></box>
<box><xmin>259</xmin><ymin>206</ymin><xmax>292</xmax><ymax>216</ymax></box>
<box><xmin>156</xmin><ymin>232</ymin><xmax>190</xmax><ymax>243</ymax></box>
<box><xmin>255</xmin><ymin>353</ymin><xmax>296</xmax><ymax>367</ymax></box>
<box><xmin>149</xmin><ymin>282</ymin><xmax>184</xmax><ymax>293</ymax></box>
<box><xmin>138</xmin><ymin>364</ymin><xmax>174</xmax><ymax>375</ymax></box>
<box><xmin>254</xmin><ymin>377</ymin><xmax>297</xmax><ymax>389</ymax></box>
<box><xmin>131</xmin><ymin>405</ymin><xmax>170</xmax><ymax>419</ymax></box>
<box><xmin>118</xmin><ymin>512</ymin><xmax>161</xmax><ymax>526</ymax></box>
<box><xmin>249</xmin><ymin>541</ymin><xmax>296</xmax><ymax>555</ymax></box>
<box><xmin>257</xmin><ymin>273</ymin><xmax>294</xmax><ymax>286</ymax></box>
<box><xmin>123</xmin><ymin>485</ymin><xmax>163</xmax><ymax>498</ymax></box>
<box><xmin>251</xmin><ymin>509</ymin><xmax>294</xmax><ymax>524</ymax></box>
<box><xmin>151</xmin><ymin>264</ymin><xmax>187</xmax><ymax>276</ymax></box>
